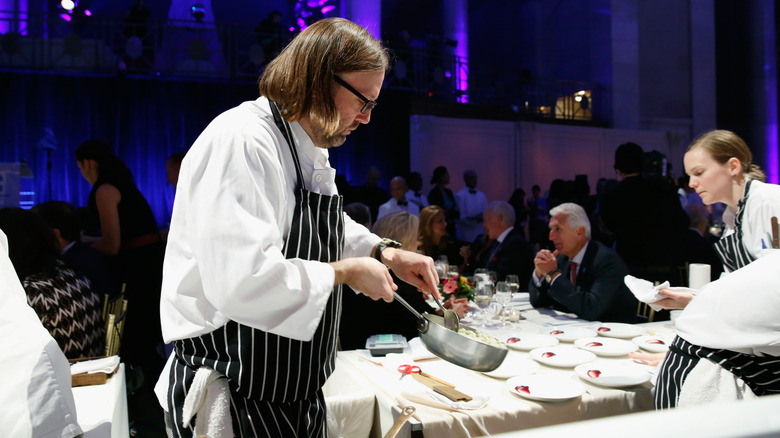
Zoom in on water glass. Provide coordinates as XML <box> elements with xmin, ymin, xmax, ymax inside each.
<box><xmin>505</xmin><ymin>275</ymin><xmax>520</xmax><ymax>294</ymax></box>
<box><xmin>494</xmin><ymin>281</ymin><xmax>513</xmax><ymax>325</ymax></box>
<box><xmin>475</xmin><ymin>282</ymin><xmax>493</xmax><ymax>323</ymax></box>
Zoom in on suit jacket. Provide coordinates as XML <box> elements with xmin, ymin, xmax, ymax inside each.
<box><xmin>486</xmin><ymin>228</ymin><xmax>534</xmax><ymax>286</ymax></box>
<box><xmin>528</xmin><ymin>241</ymin><xmax>639</xmax><ymax>323</ymax></box>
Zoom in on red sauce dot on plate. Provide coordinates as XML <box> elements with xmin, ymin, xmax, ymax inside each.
<box><xmin>541</xmin><ymin>352</ymin><xmax>556</xmax><ymax>358</ymax></box>
<box><xmin>597</xmin><ymin>327</ymin><xmax>611</xmax><ymax>332</ymax></box>
<box><xmin>587</xmin><ymin>369</ymin><xmax>601</xmax><ymax>378</ymax></box>
<box><xmin>550</xmin><ymin>330</ymin><xmax>564</xmax><ymax>335</ymax></box>
<box><xmin>646</xmin><ymin>339</ymin><xmax>665</xmax><ymax>345</ymax></box>
<box><xmin>586</xmin><ymin>342</ymin><xmax>603</xmax><ymax>347</ymax></box>
<box><xmin>507</xmin><ymin>337</ymin><xmax>521</xmax><ymax>344</ymax></box>
<box><xmin>515</xmin><ymin>385</ymin><xmax>530</xmax><ymax>394</ymax></box>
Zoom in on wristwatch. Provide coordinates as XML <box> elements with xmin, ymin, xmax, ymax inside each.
<box><xmin>544</xmin><ymin>269</ymin><xmax>561</xmax><ymax>284</ymax></box>
<box><xmin>374</xmin><ymin>238</ymin><xmax>403</xmax><ymax>263</ymax></box>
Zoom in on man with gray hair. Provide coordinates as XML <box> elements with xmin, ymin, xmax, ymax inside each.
<box><xmin>480</xmin><ymin>200</ymin><xmax>533</xmax><ymax>285</ymax></box>
<box><xmin>530</xmin><ymin>202</ymin><xmax>638</xmax><ymax>322</ymax></box>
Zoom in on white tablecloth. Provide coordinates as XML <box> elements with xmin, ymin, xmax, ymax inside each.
<box><xmin>71</xmin><ymin>363</ymin><xmax>129</xmax><ymax>438</ymax></box>
<box><xmin>336</xmin><ymin>305</ymin><xmax>674</xmax><ymax>438</ymax></box>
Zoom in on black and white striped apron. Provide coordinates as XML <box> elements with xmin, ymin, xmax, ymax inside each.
<box><xmin>167</xmin><ymin>100</ymin><xmax>345</xmax><ymax>437</ymax></box>
<box><xmin>655</xmin><ymin>336</ymin><xmax>780</xmax><ymax>409</ymax></box>
<box><xmin>713</xmin><ymin>179</ymin><xmax>756</xmax><ymax>272</ymax></box>
<box><xmin>656</xmin><ymin>180</ymin><xmax>780</xmax><ymax>409</ymax></box>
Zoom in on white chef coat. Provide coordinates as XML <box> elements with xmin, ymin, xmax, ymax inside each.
<box><xmin>0</xmin><ymin>230</ymin><xmax>82</xmax><ymax>438</ymax></box>
<box><xmin>160</xmin><ymin>97</ymin><xmax>380</xmax><ymax>344</ymax></box>
<box><xmin>455</xmin><ymin>187</ymin><xmax>488</xmax><ymax>242</ymax></box>
<box><xmin>377</xmin><ymin>197</ymin><xmax>420</xmax><ymax>220</ymax></box>
<box><xmin>676</xmin><ymin>249</ymin><xmax>780</xmax><ymax>356</ymax></box>
<box><xmin>720</xmin><ymin>179</ymin><xmax>780</xmax><ymax>266</ymax></box>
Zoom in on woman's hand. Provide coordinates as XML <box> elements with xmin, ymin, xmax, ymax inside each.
<box><xmin>651</xmin><ymin>289</ymin><xmax>695</xmax><ymax>310</ymax></box>
<box><xmin>629</xmin><ymin>351</ymin><xmax>667</xmax><ymax>367</ymax></box>
<box><xmin>444</xmin><ymin>296</ymin><xmax>469</xmax><ymax>318</ymax></box>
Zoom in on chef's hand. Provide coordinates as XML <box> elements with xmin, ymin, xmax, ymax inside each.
<box><xmin>381</xmin><ymin>248</ymin><xmax>441</xmax><ymax>300</ymax></box>
<box><xmin>330</xmin><ymin>257</ymin><xmax>397</xmax><ymax>302</ymax></box>
<box><xmin>533</xmin><ymin>249</ymin><xmax>559</xmax><ymax>277</ymax></box>
<box><xmin>651</xmin><ymin>289</ymin><xmax>694</xmax><ymax>310</ymax></box>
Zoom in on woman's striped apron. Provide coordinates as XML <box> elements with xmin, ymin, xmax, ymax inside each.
<box><xmin>656</xmin><ymin>180</ymin><xmax>780</xmax><ymax>408</ymax></box>
<box><xmin>166</xmin><ymin>101</ymin><xmax>345</xmax><ymax>436</ymax></box>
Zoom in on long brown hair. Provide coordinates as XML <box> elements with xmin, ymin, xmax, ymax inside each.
<box><xmin>259</xmin><ymin>18</ymin><xmax>389</xmax><ymax>139</ymax></box>
<box><xmin>418</xmin><ymin>205</ymin><xmax>446</xmax><ymax>256</ymax></box>
<box><xmin>687</xmin><ymin>130</ymin><xmax>766</xmax><ymax>182</ymax></box>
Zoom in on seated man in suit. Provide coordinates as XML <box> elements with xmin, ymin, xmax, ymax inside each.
<box><xmin>33</xmin><ymin>201</ymin><xmax>120</xmax><ymax>299</ymax></box>
<box><xmin>529</xmin><ymin>203</ymin><xmax>638</xmax><ymax>323</ymax></box>
<box><xmin>482</xmin><ymin>201</ymin><xmax>534</xmax><ymax>285</ymax></box>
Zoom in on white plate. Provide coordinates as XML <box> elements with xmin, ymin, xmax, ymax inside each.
<box><xmin>506</xmin><ymin>374</ymin><xmax>585</xmax><ymax>402</ymax></box>
<box><xmin>594</xmin><ymin>323</ymin><xmax>647</xmax><ymax>339</ymax></box>
<box><xmin>483</xmin><ymin>354</ymin><xmax>541</xmax><ymax>379</ymax></box>
<box><xmin>632</xmin><ymin>335</ymin><xmax>672</xmax><ymax>353</ymax></box>
<box><xmin>574</xmin><ymin>361</ymin><xmax>652</xmax><ymax>388</ymax></box>
<box><xmin>529</xmin><ymin>346</ymin><xmax>596</xmax><ymax>368</ymax></box>
<box><xmin>545</xmin><ymin>327</ymin><xmax>598</xmax><ymax>343</ymax></box>
<box><xmin>574</xmin><ymin>337</ymin><xmax>638</xmax><ymax>357</ymax></box>
<box><xmin>504</xmin><ymin>333</ymin><xmax>560</xmax><ymax>351</ymax></box>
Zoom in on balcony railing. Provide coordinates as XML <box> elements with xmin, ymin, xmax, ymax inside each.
<box><xmin>0</xmin><ymin>11</ymin><xmax>604</xmax><ymax>123</ymax></box>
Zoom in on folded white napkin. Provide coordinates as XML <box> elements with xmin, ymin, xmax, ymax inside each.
<box><xmin>624</xmin><ymin>275</ymin><xmax>696</xmax><ymax>311</ymax></box>
<box><xmin>407</xmin><ymin>337</ymin><xmax>438</xmax><ymax>361</ymax></box>
<box><xmin>70</xmin><ymin>356</ymin><xmax>120</xmax><ymax>375</ymax></box>
<box><xmin>400</xmin><ymin>390</ymin><xmax>488</xmax><ymax>411</ymax></box>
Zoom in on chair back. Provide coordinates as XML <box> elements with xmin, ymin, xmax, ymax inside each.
<box><xmin>104</xmin><ymin>298</ymin><xmax>128</xmax><ymax>357</ymax></box>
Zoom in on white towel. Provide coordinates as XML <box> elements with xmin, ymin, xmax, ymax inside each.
<box><xmin>678</xmin><ymin>358</ymin><xmax>757</xmax><ymax>407</ymax></box>
<box><xmin>182</xmin><ymin>367</ymin><xmax>234</xmax><ymax>438</ymax></box>
<box><xmin>623</xmin><ymin>275</ymin><xmax>695</xmax><ymax>311</ymax></box>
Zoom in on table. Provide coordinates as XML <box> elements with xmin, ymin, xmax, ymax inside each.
<box><xmin>71</xmin><ymin>363</ymin><xmax>129</xmax><ymax>438</ymax></box>
<box><xmin>335</xmin><ymin>301</ymin><xmax>674</xmax><ymax>438</ymax></box>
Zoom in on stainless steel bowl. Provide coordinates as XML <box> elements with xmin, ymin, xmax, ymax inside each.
<box><xmin>418</xmin><ymin>314</ymin><xmax>508</xmax><ymax>372</ymax></box>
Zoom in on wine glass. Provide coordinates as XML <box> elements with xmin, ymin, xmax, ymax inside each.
<box><xmin>505</xmin><ymin>274</ymin><xmax>520</xmax><ymax>296</ymax></box>
<box><xmin>494</xmin><ymin>281</ymin><xmax>513</xmax><ymax>325</ymax></box>
<box><xmin>474</xmin><ymin>282</ymin><xmax>493</xmax><ymax>323</ymax></box>
<box><xmin>474</xmin><ymin>268</ymin><xmax>489</xmax><ymax>285</ymax></box>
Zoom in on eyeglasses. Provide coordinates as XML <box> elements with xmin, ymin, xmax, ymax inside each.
<box><xmin>334</xmin><ymin>75</ymin><xmax>377</xmax><ymax>114</ymax></box>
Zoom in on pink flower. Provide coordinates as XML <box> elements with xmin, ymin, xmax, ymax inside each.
<box><xmin>443</xmin><ymin>280</ymin><xmax>458</xmax><ymax>294</ymax></box>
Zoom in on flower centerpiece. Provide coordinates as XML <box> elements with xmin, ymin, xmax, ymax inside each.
<box><xmin>439</xmin><ymin>274</ymin><xmax>475</xmax><ymax>302</ymax></box>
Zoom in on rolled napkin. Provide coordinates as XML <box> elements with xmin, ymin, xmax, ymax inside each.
<box><xmin>70</xmin><ymin>355</ymin><xmax>120</xmax><ymax>375</ymax></box>
<box><xmin>688</xmin><ymin>263</ymin><xmax>711</xmax><ymax>290</ymax></box>
<box><xmin>624</xmin><ymin>275</ymin><xmax>696</xmax><ymax>311</ymax></box>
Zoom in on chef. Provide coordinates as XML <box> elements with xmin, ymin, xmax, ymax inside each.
<box><xmin>156</xmin><ymin>18</ymin><xmax>440</xmax><ymax>437</ymax></box>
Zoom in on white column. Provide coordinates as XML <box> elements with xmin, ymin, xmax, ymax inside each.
<box><xmin>340</xmin><ymin>0</ymin><xmax>381</xmax><ymax>40</ymax></box>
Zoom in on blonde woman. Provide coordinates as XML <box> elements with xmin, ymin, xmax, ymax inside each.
<box><xmin>340</xmin><ymin>212</ymin><xmax>468</xmax><ymax>349</ymax></box>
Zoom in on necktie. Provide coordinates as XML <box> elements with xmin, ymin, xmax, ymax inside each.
<box><xmin>397</xmin><ymin>200</ymin><xmax>408</xmax><ymax>206</ymax></box>
<box><xmin>570</xmin><ymin>261</ymin><xmax>578</xmax><ymax>285</ymax></box>
<box><xmin>469</xmin><ymin>189</ymin><xmax>477</xmax><ymax>194</ymax></box>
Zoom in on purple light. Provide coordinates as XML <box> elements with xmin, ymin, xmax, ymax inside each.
<box><xmin>83</xmin><ymin>9</ymin><xmax>91</xmax><ymax>16</ymax></box>
<box><xmin>289</xmin><ymin>26</ymin><xmax>295</xmax><ymax>32</ymax></box>
<box><xmin>444</xmin><ymin>71</ymin><xmax>452</xmax><ymax>78</ymax></box>
<box><xmin>59</xmin><ymin>13</ymin><xmax>71</xmax><ymax>21</ymax></box>
<box><xmin>321</xmin><ymin>5</ymin><xmax>335</xmax><ymax>14</ymax></box>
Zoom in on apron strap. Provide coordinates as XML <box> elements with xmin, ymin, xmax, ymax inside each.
<box><xmin>269</xmin><ymin>99</ymin><xmax>306</xmax><ymax>191</ymax></box>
